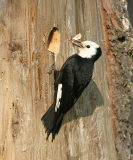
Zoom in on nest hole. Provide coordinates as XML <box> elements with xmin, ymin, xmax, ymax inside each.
<box><xmin>118</xmin><ymin>36</ymin><xmax>126</xmax><ymax>43</ymax></box>
<box><xmin>48</xmin><ymin>27</ymin><xmax>61</xmax><ymax>55</ymax></box>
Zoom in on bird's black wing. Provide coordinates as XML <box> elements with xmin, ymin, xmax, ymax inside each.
<box><xmin>54</xmin><ymin>54</ymin><xmax>78</xmax><ymax>113</ymax></box>
<box><xmin>54</xmin><ymin>54</ymin><xmax>94</xmax><ymax>113</ymax></box>
<box><xmin>54</xmin><ymin>54</ymin><xmax>77</xmax><ymax>92</ymax></box>
<box><xmin>72</xmin><ymin>57</ymin><xmax>94</xmax><ymax>105</ymax></box>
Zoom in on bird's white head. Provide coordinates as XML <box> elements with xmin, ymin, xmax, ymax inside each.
<box><xmin>71</xmin><ymin>40</ymin><xmax>102</xmax><ymax>61</ymax></box>
<box><xmin>78</xmin><ymin>41</ymin><xmax>100</xmax><ymax>58</ymax></box>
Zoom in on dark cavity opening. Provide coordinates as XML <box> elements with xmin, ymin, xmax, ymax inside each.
<box><xmin>47</xmin><ymin>27</ymin><xmax>61</xmax><ymax>56</ymax></box>
<box><xmin>118</xmin><ymin>36</ymin><xmax>126</xmax><ymax>43</ymax></box>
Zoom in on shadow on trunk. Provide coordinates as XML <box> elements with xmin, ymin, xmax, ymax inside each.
<box><xmin>63</xmin><ymin>80</ymin><xmax>104</xmax><ymax>124</ymax></box>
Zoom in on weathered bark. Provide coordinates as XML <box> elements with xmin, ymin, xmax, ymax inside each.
<box><xmin>99</xmin><ymin>0</ymin><xmax>133</xmax><ymax>160</ymax></box>
<box><xmin>0</xmin><ymin>0</ymin><xmax>132</xmax><ymax>160</ymax></box>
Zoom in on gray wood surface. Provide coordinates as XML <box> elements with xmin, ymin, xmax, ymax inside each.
<box><xmin>0</xmin><ymin>0</ymin><xmax>117</xmax><ymax>160</ymax></box>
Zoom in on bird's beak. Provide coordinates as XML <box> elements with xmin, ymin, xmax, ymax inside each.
<box><xmin>71</xmin><ymin>39</ymin><xmax>83</xmax><ymax>48</ymax></box>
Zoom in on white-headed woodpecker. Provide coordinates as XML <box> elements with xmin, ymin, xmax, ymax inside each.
<box><xmin>41</xmin><ymin>38</ymin><xmax>102</xmax><ymax>141</ymax></box>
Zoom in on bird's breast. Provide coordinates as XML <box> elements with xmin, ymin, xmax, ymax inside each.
<box><xmin>74</xmin><ymin>61</ymin><xmax>94</xmax><ymax>84</ymax></box>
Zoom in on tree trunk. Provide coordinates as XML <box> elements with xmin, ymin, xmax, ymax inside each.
<box><xmin>0</xmin><ymin>0</ymin><xmax>132</xmax><ymax>160</ymax></box>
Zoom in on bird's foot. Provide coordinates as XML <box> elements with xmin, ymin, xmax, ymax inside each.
<box><xmin>47</xmin><ymin>52</ymin><xmax>55</xmax><ymax>74</ymax></box>
<box><xmin>47</xmin><ymin>63</ymin><xmax>55</xmax><ymax>74</ymax></box>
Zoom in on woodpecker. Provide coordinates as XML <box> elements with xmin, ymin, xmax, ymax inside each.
<box><xmin>41</xmin><ymin>38</ymin><xmax>102</xmax><ymax>141</ymax></box>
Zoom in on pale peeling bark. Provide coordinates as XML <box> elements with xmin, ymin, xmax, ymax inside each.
<box><xmin>1</xmin><ymin>0</ymin><xmax>132</xmax><ymax>160</ymax></box>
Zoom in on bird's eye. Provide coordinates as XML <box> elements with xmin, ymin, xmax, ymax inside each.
<box><xmin>86</xmin><ymin>45</ymin><xmax>90</xmax><ymax>48</ymax></box>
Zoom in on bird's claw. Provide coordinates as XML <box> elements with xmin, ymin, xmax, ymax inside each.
<box><xmin>47</xmin><ymin>63</ymin><xmax>55</xmax><ymax>74</ymax></box>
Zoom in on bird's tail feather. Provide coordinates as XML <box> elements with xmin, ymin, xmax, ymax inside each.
<box><xmin>41</xmin><ymin>103</ymin><xmax>64</xmax><ymax>141</ymax></box>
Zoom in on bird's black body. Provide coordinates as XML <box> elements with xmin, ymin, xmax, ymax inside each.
<box><xmin>59</xmin><ymin>54</ymin><xmax>94</xmax><ymax>111</ymax></box>
<box><xmin>41</xmin><ymin>41</ymin><xmax>102</xmax><ymax>141</ymax></box>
